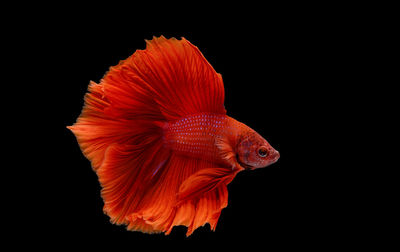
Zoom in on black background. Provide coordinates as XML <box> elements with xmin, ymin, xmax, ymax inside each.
<box><xmin>32</xmin><ymin>29</ymin><xmax>354</xmax><ymax>247</ymax></box>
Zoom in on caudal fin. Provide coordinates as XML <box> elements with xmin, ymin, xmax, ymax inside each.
<box><xmin>68</xmin><ymin>36</ymin><xmax>234</xmax><ymax>235</ymax></box>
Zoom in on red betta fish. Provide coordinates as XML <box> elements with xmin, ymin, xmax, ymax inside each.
<box><xmin>68</xmin><ymin>36</ymin><xmax>279</xmax><ymax>236</ymax></box>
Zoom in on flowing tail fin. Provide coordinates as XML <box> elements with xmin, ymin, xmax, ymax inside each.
<box><xmin>68</xmin><ymin>36</ymin><xmax>235</xmax><ymax>235</ymax></box>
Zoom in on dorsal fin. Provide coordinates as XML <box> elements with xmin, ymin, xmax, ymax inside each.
<box><xmin>102</xmin><ymin>36</ymin><xmax>226</xmax><ymax>121</ymax></box>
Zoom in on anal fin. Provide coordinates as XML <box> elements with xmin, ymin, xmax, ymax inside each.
<box><xmin>173</xmin><ymin>167</ymin><xmax>240</xmax><ymax>236</ymax></box>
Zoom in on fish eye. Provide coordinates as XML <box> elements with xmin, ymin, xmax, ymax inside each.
<box><xmin>257</xmin><ymin>147</ymin><xmax>268</xmax><ymax>157</ymax></box>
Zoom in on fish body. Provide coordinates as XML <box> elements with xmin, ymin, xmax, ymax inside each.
<box><xmin>164</xmin><ymin>113</ymin><xmax>227</xmax><ymax>163</ymax></box>
<box><xmin>164</xmin><ymin>113</ymin><xmax>279</xmax><ymax>169</ymax></box>
<box><xmin>68</xmin><ymin>36</ymin><xmax>279</xmax><ymax>236</ymax></box>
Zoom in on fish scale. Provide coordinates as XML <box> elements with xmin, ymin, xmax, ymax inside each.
<box><xmin>164</xmin><ymin>113</ymin><xmax>228</xmax><ymax>161</ymax></box>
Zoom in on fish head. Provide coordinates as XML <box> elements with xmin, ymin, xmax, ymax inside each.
<box><xmin>236</xmin><ymin>130</ymin><xmax>280</xmax><ymax>170</ymax></box>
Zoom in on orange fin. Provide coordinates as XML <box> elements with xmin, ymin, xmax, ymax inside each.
<box><xmin>177</xmin><ymin>167</ymin><xmax>237</xmax><ymax>203</ymax></box>
<box><xmin>215</xmin><ymin>134</ymin><xmax>245</xmax><ymax>171</ymax></box>
<box><xmin>97</xmin><ymin>142</ymin><xmax>171</xmax><ymax>229</ymax></box>
<box><xmin>66</xmin><ymin>81</ymin><xmax>161</xmax><ymax>170</ymax></box>
<box><xmin>102</xmin><ymin>36</ymin><xmax>226</xmax><ymax>120</ymax></box>
<box><xmin>98</xmin><ymin>149</ymin><xmax>234</xmax><ymax>235</ymax></box>
<box><xmin>175</xmin><ymin>167</ymin><xmax>240</xmax><ymax>236</ymax></box>
<box><xmin>68</xmin><ymin>36</ymin><xmax>231</xmax><ymax>236</ymax></box>
<box><xmin>173</xmin><ymin>184</ymin><xmax>229</xmax><ymax>236</ymax></box>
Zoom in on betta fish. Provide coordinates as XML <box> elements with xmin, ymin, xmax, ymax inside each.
<box><xmin>68</xmin><ymin>36</ymin><xmax>279</xmax><ymax>236</ymax></box>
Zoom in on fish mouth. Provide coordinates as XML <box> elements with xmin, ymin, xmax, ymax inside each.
<box><xmin>267</xmin><ymin>150</ymin><xmax>280</xmax><ymax>165</ymax></box>
<box><xmin>271</xmin><ymin>150</ymin><xmax>280</xmax><ymax>163</ymax></box>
